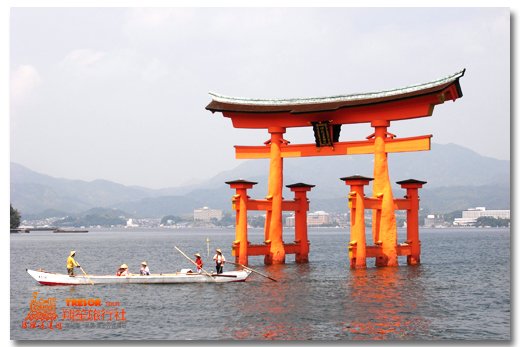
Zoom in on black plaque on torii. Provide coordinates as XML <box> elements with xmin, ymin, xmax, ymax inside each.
<box><xmin>311</xmin><ymin>121</ymin><xmax>341</xmax><ymax>147</ymax></box>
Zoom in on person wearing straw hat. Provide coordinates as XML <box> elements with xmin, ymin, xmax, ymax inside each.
<box><xmin>140</xmin><ymin>261</ymin><xmax>150</xmax><ymax>276</ymax></box>
<box><xmin>194</xmin><ymin>253</ymin><xmax>203</xmax><ymax>274</ymax></box>
<box><xmin>212</xmin><ymin>249</ymin><xmax>226</xmax><ymax>274</ymax></box>
<box><xmin>66</xmin><ymin>250</ymin><xmax>81</xmax><ymax>276</ymax></box>
<box><xmin>116</xmin><ymin>264</ymin><xmax>129</xmax><ymax>276</ymax></box>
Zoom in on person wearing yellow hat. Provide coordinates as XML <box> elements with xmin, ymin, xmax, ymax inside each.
<box><xmin>116</xmin><ymin>263</ymin><xmax>129</xmax><ymax>276</ymax></box>
<box><xmin>66</xmin><ymin>250</ymin><xmax>81</xmax><ymax>276</ymax></box>
<box><xmin>194</xmin><ymin>253</ymin><xmax>203</xmax><ymax>274</ymax></box>
<box><xmin>212</xmin><ymin>249</ymin><xmax>226</xmax><ymax>274</ymax></box>
<box><xmin>140</xmin><ymin>261</ymin><xmax>150</xmax><ymax>276</ymax></box>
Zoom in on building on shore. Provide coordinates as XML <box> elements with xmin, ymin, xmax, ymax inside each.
<box><xmin>424</xmin><ymin>214</ymin><xmax>438</xmax><ymax>228</ymax></box>
<box><xmin>193</xmin><ymin>207</ymin><xmax>223</xmax><ymax>222</ymax></box>
<box><xmin>285</xmin><ymin>211</ymin><xmax>332</xmax><ymax>227</ymax></box>
<box><xmin>453</xmin><ymin>207</ymin><xmax>510</xmax><ymax>226</ymax></box>
<box><xmin>461</xmin><ymin>207</ymin><xmax>510</xmax><ymax>219</ymax></box>
<box><xmin>125</xmin><ymin>218</ymin><xmax>139</xmax><ymax>228</ymax></box>
<box><xmin>285</xmin><ymin>214</ymin><xmax>295</xmax><ymax>227</ymax></box>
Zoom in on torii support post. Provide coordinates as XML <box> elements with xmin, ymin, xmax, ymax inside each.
<box><xmin>225</xmin><ymin>179</ymin><xmax>257</xmax><ymax>266</ymax></box>
<box><xmin>287</xmin><ymin>183</ymin><xmax>315</xmax><ymax>263</ymax></box>
<box><xmin>370</xmin><ymin>120</ymin><xmax>398</xmax><ymax>267</ymax></box>
<box><xmin>341</xmin><ymin>176</ymin><xmax>373</xmax><ymax>269</ymax></box>
<box><xmin>397</xmin><ymin>179</ymin><xmax>427</xmax><ymax>265</ymax></box>
<box><xmin>265</xmin><ymin>126</ymin><xmax>287</xmax><ymax>265</ymax></box>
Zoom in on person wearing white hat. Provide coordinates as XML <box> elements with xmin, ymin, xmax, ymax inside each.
<box><xmin>66</xmin><ymin>250</ymin><xmax>81</xmax><ymax>276</ymax></box>
<box><xmin>140</xmin><ymin>261</ymin><xmax>150</xmax><ymax>276</ymax></box>
<box><xmin>212</xmin><ymin>249</ymin><xmax>226</xmax><ymax>274</ymax></box>
<box><xmin>116</xmin><ymin>263</ymin><xmax>129</xmax><ymax>276</ymax></box>
<box><xmin>194</xmin><ymin>253</ymin><xmax>203</xmax><ymax>274</ymax></box>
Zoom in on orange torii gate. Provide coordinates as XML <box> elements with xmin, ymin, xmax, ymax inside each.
<box><xmin>206</xmin><ymin>70</ymin><xmax>465</xmax><ymax>267</ymax></box>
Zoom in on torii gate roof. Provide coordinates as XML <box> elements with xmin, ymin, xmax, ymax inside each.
<box><xmin>206</xmin><ymin>69</ymin><xmax>465</xmax><ymax>129</ymax></box>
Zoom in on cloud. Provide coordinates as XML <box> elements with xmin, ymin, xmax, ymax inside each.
<box><xmin>122</xmin><ymin>8</ymin><xmax>197</xmax><ymax>44</ymax></box>
<box><xmin>57</xmin><ymin>47</ymin><xmax>171</xmax><ymax>86</ymax></box>
<box><xmin>61</xmin><ymin>49</ymin><xmax>106</xmax><ymax>68</ymax></box>
<box><xmin>10</xmin><ymin>65</ymin><xmax>41</xmax><ymax>104</ymax></box>
<box><xmin>141</xmin><ymin>58</ymin><xmax>171</xmax><ymax>83</ymax></box>
<box><xmin>124</xmin><ymin>8</ymin><xmax>189</xmax><ymax>28</ymax></box>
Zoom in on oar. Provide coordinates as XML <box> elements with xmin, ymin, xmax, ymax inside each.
<box><xmin>227</xmin><ymin>261</ymin><xmax>277</xmax><ymax>282</ymax></box>
<box><xmin>77</xmin><ymin>263</ymin><xmax>94</xmax><ymax>285</ymax></box>
<box><xmin>174</xmin><ymin>246</ymin><xmax>216</xmax><ymax>281</ymax></box>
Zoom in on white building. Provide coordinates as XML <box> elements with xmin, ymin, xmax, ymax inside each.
<box><xmin>462</xmin><ymin>207</ymin><xmax>510</xmax><ymax>219</ymax></box>
<box><xmin>424</xmin><ymin>215</ymin><xmax>436</xmax><ymax>227</ymax></box>
<box><xmin>308</xmin><ymin>211</ymin><xmax>332</xmax><ymax>226</ymax></box>
<box><xmin>194</xmin><ymin>207</ymin><xmax>223</xmax><ymax>222</ymax></box>
<box><xmin>454</xmin><ymin>207</ymin><xmax>510</xmax><ymax>226</ymax></box>
<box><xmin>126</xmin><ymin>218</ymin><xmax>139</xmax><ymax>228</ymax></box>
<box><xmin>452</xmin><ymin>217</ymin><xmax>478</xmax><ymax>227</ymax></box>
<box><xmin>286</xmin><ymin>211</ymin><xmax>332</xmax><ymax>227</ymax></box>
<box><xmin>285</xmin><ymin>215</ymin><xmax>295</xmax><ymax>227</ymax></box>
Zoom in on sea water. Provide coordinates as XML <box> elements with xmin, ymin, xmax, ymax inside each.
<box><xmin>10</xmin><ymin>227</ymin><xmax>510</xmax><ymax>340</ymax></box>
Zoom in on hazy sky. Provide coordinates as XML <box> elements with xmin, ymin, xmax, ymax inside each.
<box><xmin>9</xmin><ymin>7</ymin><xmax>510</xmax><ymax>189</ymax></box>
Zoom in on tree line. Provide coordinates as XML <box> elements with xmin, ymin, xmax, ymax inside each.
<box><xmin>11</xmin><ymin>204</ymin><xmax>21</xmax><ymax>229</ymax></box>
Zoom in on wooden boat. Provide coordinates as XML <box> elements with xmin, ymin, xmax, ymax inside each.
<box><xmin>26</xmin><ymin>268</ymin><xmax>252</xmax><ymax>286</ymax></box>
<box><xmin>53</xmin><ymin>229</ymin><xmax>89</xmax><ymax>233</ymax></box>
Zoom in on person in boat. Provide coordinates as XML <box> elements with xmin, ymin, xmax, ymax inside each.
<box><xmin>140</xmin><ymin>261</ymin><xmax>150</xmax><ymax>275</ymax></box>
<box><xmin>66</xmin><ymin>250</ymin><xmax>81</xmax><ymax>276</ymax></box>
<box><xmin>194</xmin><ymin>253</ymin><xmax>203</xmax><ymax>274</ymax></box>
<box><xmin>213</xmin><ymin>249</ymin><xmax>226</xmax><ymax>274</ymax></box>
<box><xmin>116</xmin><ymin>264</ymin><xmax>129</xmax><ymax>276</ymax></box>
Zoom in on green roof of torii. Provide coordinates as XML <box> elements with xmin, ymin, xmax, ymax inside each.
<box><xmin>206</xmin><ymin>69</ymin><xmax>465</xmax><ymax>114</ymax></box>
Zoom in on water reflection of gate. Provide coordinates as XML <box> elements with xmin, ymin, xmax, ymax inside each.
<box><xmin>224</xmin><ymin>263</ymin><xmax>431</xmax><ymax>340</ymax></box>
<box><xmin>223</xmin><ymin>264</ymin><xmax>314</xmax><ymax>340</ymax></box>
<box><xmin>341</xmin><ymin>267</ymin><xmax>431</xmax><ymax>340</ymax></box>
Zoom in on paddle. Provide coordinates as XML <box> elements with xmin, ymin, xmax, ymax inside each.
<box><xmin>174</xmin><ymin>246</ymin><xmax>216</xmax><ymax>281</ymax></box>
<box><xmin>77</xmin><ymin>263</ymin><xmax>94</xmax><ymax>285</ymax></box>
<box><xmin>227</xmin><ymin>261</ymin><xmax>277</xmax><ymax>282</ymax></box>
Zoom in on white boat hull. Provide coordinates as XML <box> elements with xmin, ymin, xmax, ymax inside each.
<box><xmin>26</xmin><ymin>268</ymin><xmax>251</xmax><ymax>286</ymax></box>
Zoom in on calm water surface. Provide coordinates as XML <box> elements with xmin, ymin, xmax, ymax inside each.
<box><xmin>10</xmin><ymin>227</ymin><xmax>510</xmax><ymax>340</ymax></box>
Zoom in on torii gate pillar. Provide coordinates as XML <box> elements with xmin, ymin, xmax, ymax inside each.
<box><xmin>226</xmin><ymin>179</ymin><xmax>257</xmax><ymax>266</ymax></box>
<box><xmin>341</xmin><ymin>175</ymin><xmax>373</xmax><ymax>269</ymax></box>
<box><xmin>371</xmin><ymin>120</ymin><xmax>398</xmax><ymax>267</ymax></box>
<box><xmin>397</xmin><ymin>179</ymin><xmax>427</xmax><ymax>265</ymax></box>
<box><xmin>287</xmin><ymin>183</ymin><xmax>315</xmax><ymax>263</ymax></box>
<box><xmin>264</xmin><ymin>126</ymin><xmax>286</xmax><ymax>265</ymax></box>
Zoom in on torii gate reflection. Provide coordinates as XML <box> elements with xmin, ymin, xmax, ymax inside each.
<box><xmin>206</xmin><ymin>70</ymin><xmax>464</xmax><ymax>267</ymax></box>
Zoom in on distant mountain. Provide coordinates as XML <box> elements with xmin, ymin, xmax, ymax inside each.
<box><xmin>419</xmin><ymin>184</ymin><xmax>510</xmax><ymax>213</ymax></box>
<box><xmin>11</xmin><ymin>162</ymin><xmax>157</xmax><ymax>214</ymax></box>
<box><xmin>10</xmin><ymin>143</ymin><xmax>510</xmax><ymax>218</ymax></box>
